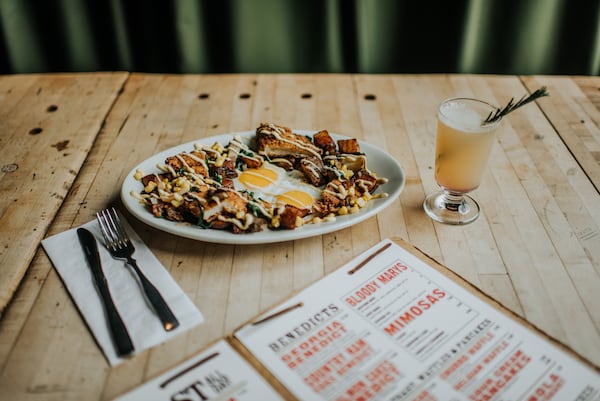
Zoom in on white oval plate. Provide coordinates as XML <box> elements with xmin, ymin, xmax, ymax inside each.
<box><xmin>121</xmin><ymin>130</ymin><xmax>405</xmax><ymax>244</ymax></box>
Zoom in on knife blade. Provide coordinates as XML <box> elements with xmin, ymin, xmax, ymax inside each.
<box><xmin>77</xmin><ymin>227</ymin><xmax>135</xmax><ymax>357</ymax></box>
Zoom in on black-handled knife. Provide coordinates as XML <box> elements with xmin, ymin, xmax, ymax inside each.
<box><xmin>77</xmin><ymin>228</ymin><xmax>135</xmax><ymax>357</ymax></box>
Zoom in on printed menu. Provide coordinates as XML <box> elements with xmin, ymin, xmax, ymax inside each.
<box><xmin>234</xmin><ymin>239</ymin><xmax>600</xmax><ymax>401</ymax></box>
<box><xmin>115</xmin><ymin>339</ymin><xmax>286</xmax><ymax>401</ymax></box>
<box><xmin>114</xmin><ymin>239</ymin><xmax>600</xmax><ymax>401</ymax></box>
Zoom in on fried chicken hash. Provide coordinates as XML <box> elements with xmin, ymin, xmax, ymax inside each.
<box><xmin>131</xmin><ymin>123</ymin><xmax>388</xmax><ymax>234</ymax></box>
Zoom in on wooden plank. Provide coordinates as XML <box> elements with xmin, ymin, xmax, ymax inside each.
<box><xmin>0</xmin><ymin>72</ymin><xmax>128</xmax><ymax>315</ymax></box>
<box><xmin>389</xmin><ymin>75</ymin><xmax>445</xmax><ymax>261</ymax></box>
<box><xmin>522</xmin><ymin>76</ymin><xmax>600</xmax><ymax>191</ymax></box>
<box><xmin>352</xmin><ymin>76</ymin><xmax>407</xmax><ymax>255</ymax></box>
<box><xmin>490</xmin><ymin>76</ymin><xmax>600</xmax><ymax>361</ymax></box>
<box><xmin>315</xmin><ymin>74</ymin><xmax>362</xmax><ymax>275</ymax></box>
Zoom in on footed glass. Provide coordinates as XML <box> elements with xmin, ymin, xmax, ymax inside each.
<box><xmin>423</xmin><ymin>98</ymin><xmax>501</xmax><ymax>225</ymax></box>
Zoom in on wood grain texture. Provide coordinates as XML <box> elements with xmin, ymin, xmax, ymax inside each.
<box><xmin>1</xmin><ymin>74</ymin><xmax>599</xmax><ymax>400</ymax></box>
<box><xmin>0</xmin><ymin>72</ymin><xmax>128</xmax><ymax>316</ymax></box>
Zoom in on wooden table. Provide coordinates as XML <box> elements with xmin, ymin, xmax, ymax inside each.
<box><xmin>1</xmin><ymin>73</ymin><xmax>599</xmax><ymax>400</ymax></box>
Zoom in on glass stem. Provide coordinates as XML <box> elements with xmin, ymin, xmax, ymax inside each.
<box><xmin>441</xmin><ymin>191</ymin><xmax>466</xmax><ymax>212</ymax></box>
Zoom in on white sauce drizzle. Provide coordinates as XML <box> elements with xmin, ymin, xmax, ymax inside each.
<box><xmin>217</xmin><ymin>213</ymin><xmax>254</xmax><ymax>230</ymax></box>
<box><xmin>258</xmin><ymin>124</ymin><xmax>321</xmax><ymax>158</ymax></box>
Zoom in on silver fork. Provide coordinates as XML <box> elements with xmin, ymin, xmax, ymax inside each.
<box><xmin>97</xmin><ymin>207</ymin><xmax>180</xmax><ymax>332</ymax></box>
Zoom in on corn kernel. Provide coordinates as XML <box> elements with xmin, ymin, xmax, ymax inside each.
<box><xmin>356</xmin><ymin>197</ymin><xmax>366</xmax><ymax>208</ymax></box>
<box><xmin>312</xmin><ymin>217</ymin><xmax>322</xmax><ymax>224</ymax></box>
<box><xmin>144</xmin><ymin>181</ymin><xmax>157</xmax><ymax>193</ymax></box>
<box><xmin>350</xmin><ymin>204</ymin><xmax>360</xmax><ymax>214</ymax></box>
<box><xmin>211</xmin><ymin>141</ymin><xmax>224</xmax><ymax>153</ymax></box>
<box><xmin>338</xmin><ymin>206</ymin><xmax>348</xmax><ymax>215</ymax></box>
<box><xmin>271</xmin><ymin>216</ymin><xmax>280</xmax><ymax>228</ymax></box>
<box><xmin>171</xmin><ymin>199</ymin><xmax>183</xmax><ymax>208</ymax></box>
<box><xmin>295</xmin><ymin>216</ymin><xmax>304</xmax><ymax>227</ymax></box>
<box><xmin>134</xmin><ymin>169</ymin><xmax>144</xmax><ymax>180</ymax></box>
<box><xmin>214</xmin><ymin>154</ymin><xmax>226</xmax><ymax>167</ymax></box>
<box><xmin>177</xmin><ymin>183</ymin><xmax>190</xmax><ymax>194</ymax></box>
<box><xmin>173</xmin><ymin>192</ymin><xmax>183</xmax><ymax>202</ymax></box>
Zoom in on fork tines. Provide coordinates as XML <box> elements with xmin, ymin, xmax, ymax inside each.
<box><xmin>97</xmin><ymin>207</ymin><xmax>129</xmax><ymax>250</ymax></box>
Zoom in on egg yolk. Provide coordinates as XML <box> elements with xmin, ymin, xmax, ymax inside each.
<box><xmin>276</xmin><ymin>190</ymin><xmax>314</xmax><ymax>209</ymax></box>
<box><xmin>239</xmin><ymin>168</ymin><xmax>279</xmax><ymax>189</ymax></box>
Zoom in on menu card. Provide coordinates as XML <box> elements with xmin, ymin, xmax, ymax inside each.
<box><xmin>115</xmin><ymin>339</ymin><xmax>286</xmax><ymax>401</ymax></box>
<box><xmin>234</xmin><ymin>239</ymin><xmax>600</xmax><ymax>401</ymax></box>
<box><xmin>114</xmin><ymin>239</ymin><xmax>599</xmax><ymax>401</ymax></box>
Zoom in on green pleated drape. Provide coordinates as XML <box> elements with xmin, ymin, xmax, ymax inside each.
<box><xmin>1</xmin><ymin>0</ymin><xmax>599</xmax><ymax>75</ymax></box>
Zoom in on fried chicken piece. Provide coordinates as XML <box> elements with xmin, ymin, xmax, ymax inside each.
<box><xmin>227</xmin><ymin>144</ymin><xmax>264</xmax><ymax>170</ymax></box>
<box><xmin>269</xmin><ymin>156</ymin><xmax>296</xmax><ymax>171</ymax></box>
<box><xmin>256</xmin><ymin>122</ymin><xmax>322</xmax><ymax>159</ymax></box>
<box><xmin>165</xmin><ymin>152</ymin><xmax>208</xmax><ymax>176</ymax></box>
<box><xmin>299</xmin><ymin>156</ymin><xmax>327</xmax><ymax>186</ymax></box>
<box><xmin>238</xmin><ymin>152</ymin><xmax>263</xmax><ymax>169</ymax></box>
<box><xmin>203</xmin><ymin>190</ymin><xmax>248</xmax><ymax>222</ymax></box>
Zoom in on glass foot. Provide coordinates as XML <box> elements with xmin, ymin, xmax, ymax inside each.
<box><xmin>423</xmin><ymin>190</ymin><xmax>480</xmax><ymax>225</ymax></box>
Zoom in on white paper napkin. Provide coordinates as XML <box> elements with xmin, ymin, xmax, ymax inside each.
<box><xmin>42</xmin><ymin>219</ymin><xmax>204</xmax><ymax>366</ymax></box>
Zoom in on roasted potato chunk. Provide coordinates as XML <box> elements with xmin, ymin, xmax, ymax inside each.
<box><xmin>337</xmin><ymin>138</ymin><xmax>361</xmax><ymax>154</ymax></box>
<box><xmin>313</xmin><ymin>130</ymin><xmax>336</xmax><ymax>155</ymax></box>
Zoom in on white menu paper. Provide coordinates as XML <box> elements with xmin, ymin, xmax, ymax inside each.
<box><xmin>235</xmin><ymin>239</ymin><xmax>600</xmax><ymax>401</ymax></box>
<box><xmin>114</xmin><ymin>339</ymin><xmax>285</xmax><ymax>401</ymax></box>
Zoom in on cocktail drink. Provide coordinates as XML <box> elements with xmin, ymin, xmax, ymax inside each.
<box><xmin>434</xmin><ymin>100</ymin><xmax>498</xmax><ymax>192</ymax></box>
<box><xmin>423</xmin><ymin>98</ymin><xmax>501</xmax><ymax>224</ymax></box>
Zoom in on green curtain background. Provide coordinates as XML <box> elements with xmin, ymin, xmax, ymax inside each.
<box><xmin>1</xmin><ymin>0</ymin><xmax>599</xmax><ymax>75</ymax></box>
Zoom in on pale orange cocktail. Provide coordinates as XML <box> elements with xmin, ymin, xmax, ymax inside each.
<box><xmin>434</xmin><ymin>103</ymin><xmax>497</xmax><ymax>192</ymax></box>
<box><xmin>423</xmin><ymin>98</ymin><xmax>501</xmax><ymax>225</ymax></box>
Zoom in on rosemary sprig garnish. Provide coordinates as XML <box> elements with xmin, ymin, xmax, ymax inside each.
<box><xmin>483</xmin><ymin>86</ymin><xmax>549</xmax><ymax>125</ymax></box>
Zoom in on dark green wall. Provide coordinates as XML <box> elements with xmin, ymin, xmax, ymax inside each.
<box><xmin>1</xmin><ymin>0</ymin><xmax>598</xmax><ymax>75</ymax></box>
